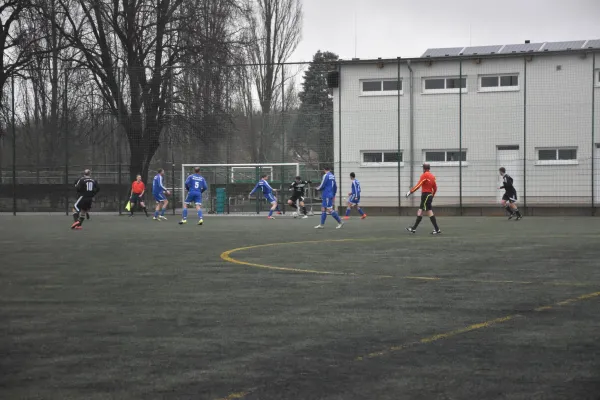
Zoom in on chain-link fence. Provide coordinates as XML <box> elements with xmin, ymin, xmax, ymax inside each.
<box><xmin>1</xmin><ymin>51</ymin><xmax>598</xmax><ymax>215</ymax></box>
<box><xmin>333</xmin><ymin>51</ymin><xmax>599</xmax><ymax>215</ymax></box>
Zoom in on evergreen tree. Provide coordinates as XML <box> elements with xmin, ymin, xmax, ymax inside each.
<box><xmin>292</xmin><ymin>50</ymin><xmax>338</xmax><ymax>164</ymax></box>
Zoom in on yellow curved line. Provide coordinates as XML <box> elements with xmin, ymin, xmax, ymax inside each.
<box><xmin>220</xmin><ymin>238</ymin><xmax>384</xmax><ymax>275</ymax></box>
<box><xmin>220</xmin><ymin>237</ymin><xmax>600</xmax><ymax>286</ymax></box>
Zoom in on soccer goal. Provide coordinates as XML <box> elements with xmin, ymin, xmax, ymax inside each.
<box><xmin>181</xmin><ymin>163</ymin><xmax>301</xmax><ymax>215</ymax></box>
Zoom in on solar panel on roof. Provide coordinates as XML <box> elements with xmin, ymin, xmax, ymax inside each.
<box><xmin>499</xmin><ymin>43</ymin><xmax>543</xmax><ymax>53</ymax></box>
<box><xmin>421</xmin><ymin>47</ymin><xmax>464</xmax><ymax>58</ymax></box>
<box><xmin>584</xmin><ymin>39</ymin><xmax>600</xmax><ymax>49</ymax></box>
<box><xmin>420</xmin><ymin>39</ymin><xmax>594</xmax><ymax>58</ymax></box>
<box><xmin>462</xmin><ymin>45</ymin><xmax>503</xmax><ymax>55</ymax></box>
<box><xmin>543</xmin><ymin>41</ymin><xmax>586</xmax><ymax>51</ymax></box>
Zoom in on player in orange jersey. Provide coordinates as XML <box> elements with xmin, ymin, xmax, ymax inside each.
<box><xmin>129</xmin><ymin>175</ymin><xmax>149</xmax><ymax>217</ymax></box>
<box><xmin>405</xmin><ymin>163</ymin><xmax>441</xmax><ymax>235</ymax></box>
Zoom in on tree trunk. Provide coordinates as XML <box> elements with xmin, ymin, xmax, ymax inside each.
<box><xmin>127</xmin><ymin>124</ymin><xmax>161</xmax><ymax>185</ymax></box>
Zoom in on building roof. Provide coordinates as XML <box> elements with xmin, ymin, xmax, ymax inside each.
<box><xmin>421</xmin><ymin>39</ymin><xmax>600</xmax><ymax>58</ymax></box>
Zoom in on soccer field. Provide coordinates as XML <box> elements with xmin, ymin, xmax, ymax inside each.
<box><xmin>1</xmin><ymin>215</ymin><xmax>600</xmax><ymax>400</ymax></box>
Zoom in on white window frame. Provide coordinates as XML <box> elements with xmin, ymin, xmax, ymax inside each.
<box><xmin>423</xmin><ymin>150</ymin><xmax>468</xmax><ymax>167</ymax></box>
<box><xmin>535</xmin><ymin>147</ymin><xmax>578</xmax><ymax>166</ymax></box>
<box><xmin>360</xmin><ymin>79</ymin><xmax>403</xmax><ymax>96</ymax></box>
<box><xmin>478</xmin><ymin>74</ymin><xmax>520</xmax><ymax>92</ymax></box>
<box><xmin>422</xmin><ymin>77</ymin><xmax>467</xmax><ymax>94</ymax></box>
<box><xmin>595</xmin><ymin>69</ymin><xmax>600</xmax><ymax>87</ymax></box>
<box><xmin>360</xmin><ymin>150</ymin><xmax>404</xmax><ymax>167</ymax></box>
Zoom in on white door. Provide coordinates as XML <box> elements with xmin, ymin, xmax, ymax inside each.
<box><xmin>496</xmin><ymin>148</ymin><xmax>522</xmax><ymax>203</ymax></box>
<box><xmin>595</xmin><ymin>146</ymin><xmax>600</xmax><ymax>204</ymax></box>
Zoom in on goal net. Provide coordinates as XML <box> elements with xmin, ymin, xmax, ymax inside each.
<box><xmin>181</xmin><ymin>163</ymin><xmax>305</xmax><ymax>215</ymax></box>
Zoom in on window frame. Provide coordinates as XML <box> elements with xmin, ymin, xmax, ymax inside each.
<box><xmin>478</xmin><ymin>73</ymin><xmax>520</xmax><ymax>92</ymax></box>
<box><xmin>360</xmin><ymin>150</ymin><xmax>404</xmax><ymax>167</ymax></box>
<box><xmin>422</xmin><ymin>77</ymin><xmax>467</xmax><ymax>94</ymax></box>
<box><xmin>535</xmin><ymin>147</ymin><xmax>578</xmax><ymax>166</ymax></box>
<box><xmin>359</xmin><ymin>79</ymin><xmax>403</xmax><ymax>96</ymax></box>
<box><xmin>595</xmin><ymin>69</ymin><xmax>600</xmax><ymax>87</ymax></box>
<box><xmin>423</xmin><ymin>150</ymin><xmax>468</xmax><ymax>167</ymax></box>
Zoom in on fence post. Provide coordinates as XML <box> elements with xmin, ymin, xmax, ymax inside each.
<box><xmin>592</xmin><ymin>53</ymin><xmax>596</xmax><ymax>215</ymax></box>
<box><xmin>225</xmin><ymin>74</ymin><xmax>231</xmax><ymax>214</ymax></box>
<box><xmin>117</xmin><ymin>67</ymin><xmax>122</xmax><ymax>215</ymax></box>
<box><xmin>171</xmin><ymin>161</ymin><xmax>175</xmax><ymax>215</ymax></box>
<box><xmin>281</xmin><ymin>65</ymin><xmax>285</xmax><ymax>210</ymax></box>
<box><xmin>459</xmin><ymin>59</ymin><xmax>463</xmax><ymax>215</ymax></box>
<box><xmin>338</xmin><ymin>63</ymin><xmax>342</xmax><ymax>210</ymax></box>
<box><xmin>523</xmin><ymin>57</ymin><xmax>528</xmax><ymax>213</ymax></box>
<box><xmin>397</xmin><ymin>58</ymin><xmax>402</xmax><ymax>212</ymax></box>
<box><xmin>11</xmin><ymin>75</ymin><xmax>16</xmax><ymax>216</ymax></box>
<box><xmin>64</xmin><ymin>66</ymin><xmax>69</xmax><ymax>216</ymax></box>
<box><xmin>170</xmin><ymin>65</ymin><xmax>175</xmax><ymax>216</ymax></box>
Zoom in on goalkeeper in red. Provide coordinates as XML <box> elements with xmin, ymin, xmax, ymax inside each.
<box><xmin>405</xmin><ymin>163</ymin><xmax>441</xmax><ymax>235</ymax></box>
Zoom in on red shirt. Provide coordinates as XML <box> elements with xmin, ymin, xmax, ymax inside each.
<box><xmin>131</xmin><ymin>181</ymin><xmax>145</xmax><ymax>194</ymax></box>
<box><xmin>410</xmin><ymin>171</ymin><xmax>437</xmax><ymax>195</ymax></box>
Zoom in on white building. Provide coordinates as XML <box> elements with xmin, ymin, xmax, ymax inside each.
<box><xmin>332</xmin><ymin>40</ymin><xmax>600</xmax><ymax>213</ymax></box>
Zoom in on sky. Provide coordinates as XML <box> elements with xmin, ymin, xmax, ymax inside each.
<box><xmin>291</xmin><ymin>0</ymin><xmax>600</xmax><ymax>62</ymax></box>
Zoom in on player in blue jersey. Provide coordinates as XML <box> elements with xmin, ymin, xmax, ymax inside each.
<box><xmin>250</xmin><ymin>174</ymin><xmax>279</xmax><ymax>219</ymax></box>
<box><xmin>152</xmin><ymin>168</ymin><xmax>170</xmax><ymax>221</ymax></box>
<box><xmin>344</xmin><ymin>172</ymin><xmax>367</xmax><ymax>220</ymax></box>
<box><xmin>314</xmin><ymin>166</ymin><xmax>343</xmax><ymax>229</ymax></box>
<box><xmin>179</xmin><ymin>167</ymin><xmax>208</xmax><ymax>225</ymax></box>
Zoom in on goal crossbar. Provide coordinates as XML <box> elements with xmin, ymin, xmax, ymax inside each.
<box><xmin>181</xmin><ymin>163</ymin><xmax>300</xmax><ymax>213</ymax></box>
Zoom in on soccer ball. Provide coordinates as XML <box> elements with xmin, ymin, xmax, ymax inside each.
<box><xmin>292</xmin><ymin>212</ymin><xmax>298</xmax><ymax>218</ymax></box>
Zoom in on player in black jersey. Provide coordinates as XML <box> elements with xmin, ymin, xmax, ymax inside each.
<box><xmin>71</xmin><ymin>169</ymin><xmax>100</xmax><ymax>229</ymax></box>
<box><xmin>499</xmin><ymin>167</ymin><xmax>522</xmax><ymax>220</ymax></box>
<box><xmin>73</xmin><ymin>175</ymin><xmax>91</xmax><ymax>220</ymax></box>
<box><xmin>288</xmin><ymin>176</ymin><xmax>311</xmax><ymax>218</ymax></box>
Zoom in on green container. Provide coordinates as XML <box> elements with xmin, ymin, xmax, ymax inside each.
<box><xmin>216</xmin><ymin>188</ymin><xmax>226</xmax><ymax>213</ymax></box>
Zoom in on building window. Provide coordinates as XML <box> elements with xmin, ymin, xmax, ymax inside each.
<box><xmin>497</xmin><ymin>145</ymin><xmax>520</xmax><ymax>151</ymax></box>
<box><xmin>423</xmin><ymin>77</ymin><xmax>466</xmax><ymax>94</ymax></box>
<box><xmin>424</xmin><ymin>150</ymin><xmax>467</xmax><ymax>165</ymax></box>
<box><xmin>360</xmin><ymin>79</ymin><xmax>403</xmax><ymax>96</ymax></box>
<box><xmin>536</xmin><ymin>148</ymin><xmax>578</xmax><ymax>165</ymax></box>
<box><xmin>361</xmin><ymin>151</ymin><xmax>403</xmax><ymax>166</ymax></box>
<box><xmin>479</xmin><ymin>74</ymin><xmax>519</xmax><ymax>92</ymax></box>
<box><xmin>596</xmin><ymin>69</ymin><xmax>600</xmax><ymax>87</ymax></box>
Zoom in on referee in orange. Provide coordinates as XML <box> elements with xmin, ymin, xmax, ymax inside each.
<box><xmin>405</xmin><ymin>163</ymin><xmax>441</xmax><ymax>234</ymax></box>
<box><xmin>129</xmin><ymin>175</ymin><xmax>149</xmax><ymax>217</ymax></box>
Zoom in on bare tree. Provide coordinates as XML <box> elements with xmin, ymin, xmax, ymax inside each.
<box><xmin>246</xmin><ymin>0</ymin><xmax>301</xmax><ymax>162</ymax></box>
<box><xmin>17</xmin><ymin>0</ymin><xmax>73</xmax><ymax>167</ymax></box>
<box><xmin>53</xmin><ymin>0</ymin><xmax>188</xmax><ymax>183</ymax></box>
<box><xmin>0</xmin><ymin>0</ymin><xmax>46</xmax><ymax>113</ymax></box>
<box><xmin>173</xmin><ymin>0</ymin><xmax>247</xmax><ymax>163</ymax></box>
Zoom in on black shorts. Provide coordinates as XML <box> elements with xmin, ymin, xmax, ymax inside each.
<box><xmin>502</xmin><ymin>191</ymin><xmax>518</xmax><ymax>203</ymax></box>
<box><xmin>420</xmin><ymin>193</ymin><xmax>434</xmax><ymax>211</ymax></box>
<box><xmin>289</xmin><ymin>195</ymin><xmax>304</xmax><ymax>203</ymax></box>
<box><xmin>74</xmin><ymin>196</ymin><xmax>93</xmax><ymax>212</ymax></box>
<box><xmin>131</xmin><ymin>194</ymin><xmax>144</xmax><ymax>203</ymax></box>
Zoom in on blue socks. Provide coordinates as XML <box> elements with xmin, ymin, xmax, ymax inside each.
<box><xmin>321</xmin><ymin>212</ymin><xmax>327</xmax><ymax>225</ymax></box>
<box><xmin>154</xmin><ymin>210</ymin><xmax>159</xmax><ymax>218</ymax></box>
<box><xmin>160</xmin><ymin>208</ymin><xmax>166</xmax><ymax>216</ymax></box>
<box><xmin>331</xmin><ymin>211</ymin><xmax>341</xmax><ymax>223</ymax></box>
<box><xmin>345</xmin><ymin>207</ymin><xmax>364</xmax><ymax>217</ymax></box>
<box><xmin>183</xmin><ymin>208</ymin><xmax>202</xmax><ymax>220</ymax></box>
<box><xmin>268</xmin><ymin>209</ymin><xmax>274</xmax><ymax>217</ymax></box>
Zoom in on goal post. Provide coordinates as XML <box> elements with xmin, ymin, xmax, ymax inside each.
<box><xmin>181</xmin><ymin>163</ymin><xmax>300</xmax><ymax>215</ymax></box>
